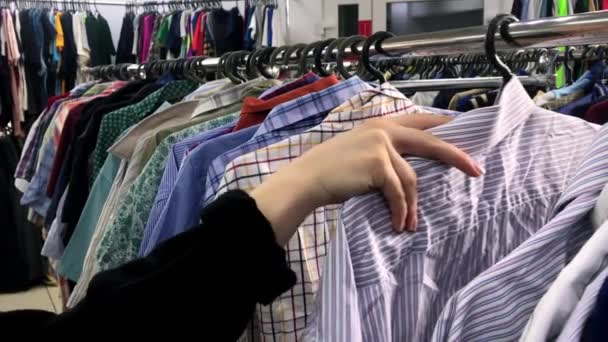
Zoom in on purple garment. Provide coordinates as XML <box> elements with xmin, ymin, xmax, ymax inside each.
<box><xmin>140</xmin><ymin>14</ymin><xmax>155</xmax><ymax>63</ymax></box>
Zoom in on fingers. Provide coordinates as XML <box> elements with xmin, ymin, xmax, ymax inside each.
<box><xmin>390</xmin><ymin>113</ymin><xmax>454</xmax><ymax>130</ymax></box>
<box><xmin>389</xmin><ymin>127</ymin><xmax>483</xmax><ymax>177</ymax></box>
<box><xmin>388</xmin><ymin>146</ymin><xmax>418</xmax><ymax>232</ymax></box>
<box><xmin>380</xmin><ymin>159</ymin><xmax>408</xmax><ymax>232</ymax></box>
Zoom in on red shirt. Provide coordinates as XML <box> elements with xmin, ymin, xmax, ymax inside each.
<box><xmin>46</xmin><ymin>93</ymin><xmax>71</xmax><ymax>109</ymax></box>
<box><xmin>192</xmin><ymin>13</ymin><xmax>204</xmax><ymax>56</ymax></box>
<box><xmin>46</xmin><ymin>102</ymin><xmax>88</xmax><ymax>197</ymax></box>
<box><xmin>584</xmin><ymin>98</ymin><xmax>608</xmax><ymax>125</ymax></box>
<box><xmin>233</xmin><ymin>74</ymin><xmax>340</xmax><ymax>131</ymax></box>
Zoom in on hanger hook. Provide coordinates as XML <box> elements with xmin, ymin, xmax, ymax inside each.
<box><xmin>314</xmin><ymin>38</ymin><xmax>336</xmax><ymax>77</ymax></box>
<box><xmin>256</xmin><ymin>47</ymin><xmax>277</xmax><ymax>79</ymax></box>
<box><xmin>269</xmin><ymin>45</ymin><xmax>290</xmax><ymax>77</ymax></box>
<box><xmin>336</xmin><ymin>35</ymin><xmax>366</xmax><ymax>79</ymax></box>
<box><xmin>361</xmin><ymin>31</ymin><xmax>396</xmax><ymax>83</ymax></box>
<box><xmin>485</xmin><ymin>14</ymin><xmax>520</xmax><ymax>82</ymax></box>
<box><xmin>298</xmin><ymin>41</ymin><xmax>320</xmax><ymax>76</ymax></box>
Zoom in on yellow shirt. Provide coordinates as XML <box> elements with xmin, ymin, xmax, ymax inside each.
<box><xmin>55</xmin><ymin>12</ymin><xmax>64</xmax><ymax>52</ymax></box>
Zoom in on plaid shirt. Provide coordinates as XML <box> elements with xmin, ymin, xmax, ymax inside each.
<box><xmin>215</xmin><ymin>83</ymin><xmax>423</xmax><ymax>342</ymax></box>
<box><xmin>203</xmin><ymin>77</ymin><xmax>372</xmax><ymax>207</ymax></box>
<box><xmin>14</xmin><ymin>82</ymin><xmax>96</xmax><ymax>187</ymax></box>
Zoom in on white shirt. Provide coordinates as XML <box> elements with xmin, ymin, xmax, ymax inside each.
<box><xmin>556</xmin><ymin>265</ymin><xmax>608</xmax><ymax>342</ymax></box>
<box><xmin>520</xmin><ymin>218</ymin><xmax>608</xmax><ymax>341</ymax></box>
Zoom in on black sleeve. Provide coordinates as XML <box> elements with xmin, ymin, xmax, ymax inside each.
<box><xmin>0</xmin><ymin>190</ymin><xmax>296</xmax><ymax>340</ymax></box>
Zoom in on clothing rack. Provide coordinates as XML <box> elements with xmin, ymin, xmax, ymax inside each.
<box><xmin>105</xmin><ymin>11</ymin><xmax>608</xmax><ymax>75</ymax></box>
<box><xmin>245</xmin><ymin>11</ymin><xmax>608</xmax><ymax>67</ymax></box>
<box><xmin>9</xmin><ymin>0</ymin><xmax>236</xmax><ymax>7</ymax></box>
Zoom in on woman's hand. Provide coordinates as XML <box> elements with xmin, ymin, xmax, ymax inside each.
<box><xmin>251</xmin><ymin>114</ymin><xmax>483</xmax><ymax>246</ymax></box>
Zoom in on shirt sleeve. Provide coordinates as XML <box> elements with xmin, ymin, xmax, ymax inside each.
<box><xmin>0</xmin><ymin>190</ymin><xmax>296</xmax><ymax>340</ymax></box>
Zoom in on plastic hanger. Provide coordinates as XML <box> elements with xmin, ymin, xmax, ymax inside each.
<box><xmin>298</xmin><ymin>41</ymin><xmax>320</xmax><ymax>76</ymax></box>
<box><xmin>361</xmin><ymin>31</ymin><xmax>396</xmax><ymax>83</ymax></box>
<box><xmin>313</xmin><ymin>38</ymin><xmax>335</xmax><ymax>77</ymax></box>
<box><xmin>336</xmin><ymin>35</ymin><xmax>365</xmax><ymax>79</ymax></box>
<box><xmin>485</xmin><ymin>14</ymin><xmax>519</xmax><ymax>84</ymax></box>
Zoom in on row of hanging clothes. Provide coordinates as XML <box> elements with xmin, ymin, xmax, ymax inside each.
<box><xmin>116</xmin><ymin>0</ymin><xmax>285</xmax><ymax>65</ymax></box>
<box><xmin>12</xmin><ymin>11</ymin><xmax>608</xmax><ymax>341</ymax></box>
<box><xmin>395</xmin><ymin>46</ymin><xmax>608</xmax><ymax>125</ymax></box>
<box><xmin>512</xmin><ymin>0</ymin><xmax>608</xmax><ymax>20</ymax></box>
<box><xmin>0</xmin><ymin>0</ymin><xmax>115</xmax><ymax>137</ymax></box>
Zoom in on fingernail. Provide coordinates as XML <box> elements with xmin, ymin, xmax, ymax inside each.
<box><xmin>476</xmin><ymin>163</ymin><xmax>486</xmax><ymax>175</ymax></box>
<box><xmin>408</xmin><ymin>216</ymin><xmax>418</xmax><ymax>232</ymax></box>
<box><xmin>394</xmin><ymin>219</ymin><xmax>404</xmax><ymax>232</ymax></box>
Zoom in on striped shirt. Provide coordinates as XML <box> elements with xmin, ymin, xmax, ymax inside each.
<box><xmin>431</xmin><ymin>119</ymin><xmax>608</xmax><ymax>342</ymax></box>
<box><xmin>216</xmin><ymin>83</ymin><xmax>423</xmax><ymax>342</ymax></box>
<box><xmin>304</xmin><ymin>78</ymin><xmax>600</xmax><ymax>342</ymax></box>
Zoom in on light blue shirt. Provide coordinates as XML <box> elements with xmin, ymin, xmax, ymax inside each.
<box><xmin>139</xmin><ymin>123</ymin><xmax>236</xmax><ymax>255</ymax></box>
<box><xmin>141</xmin><ymin>125</ymin><xmax>259</xmax><ymax>255</ymax></box>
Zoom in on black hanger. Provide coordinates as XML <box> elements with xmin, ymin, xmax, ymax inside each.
<box><xmin>336</xmin><ymin>35</ymin><xmax>365</xmax><ymax>79</ymax></box>
<box><xmin>485</xmin><ymin>14</ymin><xmax>519</xmax><ymax>83</ymax></box>
<box><xmin>313</xmin><ymin>38</ymin><xmax>335</xmax><ymax>76</ymax></box>
<box><xmin>283</xmin><ymin>43</ymin><xmax>306</xmax><ymax>68</ymax></box>
<box><xmin>223</xmin><ymin>51</ymin><xmax>245</xmax><ymax>83</ymax></box>
<box><xmin>361</xmin><ymin>31</ymin><xmax>395</xmax><ymax>83</ymax></box>
<box><xmin>298</xmin><ymin>41</ymin><xmax>320</xmax><ymax>76</ymax></box>
<box><xmin>257</xmin><ymin>47</ymin><xmax>277</xmax><ymax>79</ymax></box>
<box><xmin>268</xmin><ymin>45</ymin><xmax>289</xmax><ymax>76</ymax></box>
<box><xmin>246</xmin><ymin>47</ymin><xmax>264</xmax><ymax>79</ymax></box>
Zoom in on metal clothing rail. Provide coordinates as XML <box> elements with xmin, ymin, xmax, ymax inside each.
<box><xmin>202</xmin><ymin>10</ymin><xmax>608</xmax><ymax>68</ymax></box>
<box><xmin>391</xmin><ymin>75</ymin><xmax>552</xmax><ymax>91</ymax></box>
<box><xmin>114</xmin><ymin>11</ymin><xmax>608</xmax><ymax>80</ymax></box>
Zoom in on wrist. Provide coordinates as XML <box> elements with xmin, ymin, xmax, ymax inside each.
<box><xmin>250</xmin><ymin>170</ymin><xmax>320</xmax><ymax>246</ymax></box>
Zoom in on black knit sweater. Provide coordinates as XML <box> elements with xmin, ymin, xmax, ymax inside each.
<box><xmin>0</xmin><ymin>190</ymin><xmax>296</xmax><ymax>340</ymax></box>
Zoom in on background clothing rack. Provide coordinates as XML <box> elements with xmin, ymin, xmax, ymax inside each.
<box><xmin>10</xmin><ymin>0</ymin><xmax>242</xmax><ymax>6</ymax></box>
<box><xmin>110</xmin><ymin>11</ymin><xmax>608</xmax><ymax>78</ymax></box>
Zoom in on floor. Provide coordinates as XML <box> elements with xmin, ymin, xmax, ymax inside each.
<box><xmin>0</xmin><ymin>285</ymin><xmax>63</xmax><ymax>313</ymax></box>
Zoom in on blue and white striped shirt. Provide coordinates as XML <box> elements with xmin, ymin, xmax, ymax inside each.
<box><xmin>432</xmin><ymin>120</ymin><xmax>608</xmax><ymax>342</ymax></box>
<box><xmin>304</xmin><ymin>78</ymin><xmax>600</xmax><ymax>342</ymax></box>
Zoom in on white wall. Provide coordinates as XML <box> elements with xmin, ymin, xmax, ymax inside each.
<box><xmin>483</xmin><ymin>0</ymin><xmax>514</xmax><ymax>23</ymax></box>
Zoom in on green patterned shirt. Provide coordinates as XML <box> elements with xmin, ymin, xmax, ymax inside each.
<box><xmin>94</xmin><ymin>112</ymin><xmax>239</xmax><ymax>271</ymax></box>
<box><xmin>91</xmin><ymin>82</ymin><xmax>275</xmax><ymax>273</ymax></box>
<box><xmin>91</xmin><ymin>80</ymin><xmax>197</xmax><ymax>180</ymax></box>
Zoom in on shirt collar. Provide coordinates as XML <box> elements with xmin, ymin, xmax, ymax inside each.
<box><xmin>191</xmin><ymin>77</ymin><xmax>278</xmax><ymax>117</ymax></box>
<box><xmin>255</xmin><ymin>76</ymin><xmax>372</xmax><ymax>137</ymax></box>
<box><xmin>427</xmin><ymin>77</ymin><xmax>537</xmax><ymax>155</ymax></box>
<box><xmin>323</xmin><ymin>81</ymin><xmax>420</xmax><ymax>123</ymax></box>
